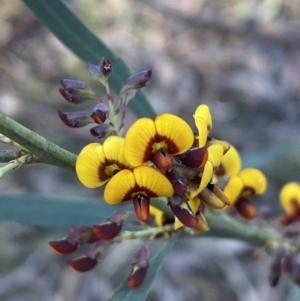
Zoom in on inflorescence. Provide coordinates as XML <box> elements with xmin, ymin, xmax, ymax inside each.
<box><xmin>40</xmin><ymin>57</ymin><xmax>300</xmax><ymax>288</ymax></box>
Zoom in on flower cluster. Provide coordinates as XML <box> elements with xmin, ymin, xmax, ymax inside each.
<box><xmin>53</xmin><ymin>57</ymin><xmax>270</xmax><ymax>288</ymax></box>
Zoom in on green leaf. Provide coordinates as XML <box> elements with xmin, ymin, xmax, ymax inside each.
<box><xmin>0</xmin><ymin>194</ymin><xmax>124</xmax><ymax>227</ymax></box>
<box><xmin>21</xmin><ymin>0</ymin><xmax>156</xmax><ymax>119</ymax></box>
<box><xmin>108</xmin><ymin>232</ymin><xmax>181</xmax><ymax>301</ymax></box>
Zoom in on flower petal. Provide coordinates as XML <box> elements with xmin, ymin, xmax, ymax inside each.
<box><xmin>133</xmin><ymin>166</ymin><xmax>174</xmax><ymax>197</ymax></box>
<box><xmin>207</xmin><ymin>144</ymin><xmax>223</xmax><ymax>170</ymax></box>
<box><xmin>104</xmin><ymin>169</ymin><xmax>136</xmax><ymax>204</ymax></box>
<box><xmin>223</xmin><ymin>175</ymin><xmax>244</xmax><ymax>205</ymax></box>
<box><xmin>216</xmin><ymin>145</ymin><xmax>241</xmax><ymax>177</ymax></box>
<box><xmin>124</xmin><ymin>118</ymin><xmax>156</xmax><ymax>166</ymax></box>
<box><xmin>189</xmin><ymin>161</ymin><xmax>214</xmax><ymax>198</ymax></box>
<box><xmin>193</xmin><ymin>104</ymin><xmax>212</xmax><ymax>147</ymax></box>
<box><xmin>239</xmin><ymin>168</ymin><xmax>267</xmax><ymax>196</ymax></box>
<box><xmin>103</xmin><ymin>136</ymin><xmax>129</xmax><ymax>166</ymax></box>
<box><xmin>149</xmin><ymin>205</ymin><xmax>164</xmax><ymax>227</ymax></box>
<box><xmin>154</xmin><ymin>114</ymin><xmax>194</xmax><ymax>155</ymax></box>
<box><xmin>280</xmin><ymin>182</ymin><xmax>300</xmax><ymax>214</ymax></box>
<box><xmin>76</xmin><ymin>143</ymin><xmax>107</xmax><ymax>188</ymax></box>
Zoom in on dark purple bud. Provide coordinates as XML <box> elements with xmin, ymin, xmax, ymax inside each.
<box><xmin>49</xmin><ymin>239</ymin><xmax>79</xmax><ymax>255</ymax></box>
<box><xmin>128</xmin><ymin>245</ymin><xmax>149</xmax><ymax>288</ymax></box>
<box><xmin>60</xmin><ymin>79</ymin><xmax>87</xmax><ymax>90</ymax></box>
<box><xmin>90</xmin><ymin>124</ymin><xmax>112</xmax><ymax>138</ymax></box>
<box><xmin>88</xmin><ymin>63</ymin><xmax>101</xmax><ymax>77</ymax></box>
<box><xmin>68</xmin><ymin>256</ymin><xmax>98</xmax><ymax>272</ymax></box>
<box><xmin>91</xmin><ymin>103</ymin><xmax>109</xmax><ymax>124</ymax></box>
<box><xmin>66</xmin><ymin>226</ymin><xmax>99</xmax><ymax>245</ymax></box>
<box><xmin>178</xmin><ymin>147</ymin><xmax>208</xmax><ymax>168</ymax></box>
<box><xmin>58</xmin><ymin>111</ymin><xmax>93</xmax><ymax>128</ymax></box>
<box><xmin>100</xmin><ymin>57</ymin><xmax>112</xmax><ymax>77</ymax></box>
<box><xmin>93</xmin><ymin>210</ymin><xmax>130</xmax><ymax>241</ymax></box>
<box><xmin>121</xmin><ymin>70</ymin><xmax>152</xmax><ymax>93</ymax></box>
<box><xmin>59</xmin><ymin>79</ymin><xmax>97</xmax><ymax>104</ymax></box>
<box><xmin>169</xmin><ymin>196</ymin><xmax>198</xmax><ymax>228</ymax></box>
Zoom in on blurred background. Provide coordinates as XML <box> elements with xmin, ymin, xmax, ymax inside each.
<box><xmin>0</xmin><ymin>0</ymin><xmax>300</xmax><ymax>300</ymax></box>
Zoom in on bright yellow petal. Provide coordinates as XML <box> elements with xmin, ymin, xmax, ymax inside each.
<box><xmin>280</xmin><ymin>182</ymin><xmax>300</xmax><ymax>213</ymax></box>
<box><xmin>223</xmin><ymin>175</ymin><xmax>244</xmax><ymax>205</ymax></box>
<box><xmin>133</xmin><ymin>166</ymin><xmax>174</xmax><ymax>197</ymax></box>
<box><xmin>103</xmin><ymin>136</ymin><xmax>130</xmax><ymax>166</ymax></box>
<box><xmin>239</xmin><ymin>168</ymin><xmax>267</xmax><ymax>196</ymax></box>
<box><xmin>75</xmin><ymin>143</ymin><xmax>107</xmax><ymax>188</ymax></box>
<box><xmin>174</xmin><ymin>216</ymin><xmax>184</xmax><ymax>230</ymax></box>
<box><xmin>187</xmin><ymin>195</ymin><xmax>201</xmax><ymax>214</ymax></box>
<box><xmin>193</xmin><ymin>104</ymin><xmax>212</xmax><ymax>147</ymax></box>
<box><xmin>149</xmin><ymin>205</ymin><xmax>164</xmax><ymax>227</ymax></box>
<box><xmin>124</xmin><ymin>118</ymin><xmax>156</xmax><ymax>166</ymax></box>
<box><xmin>190</xmin><ymin>161</ymin><xmax>214</xmax><ymax>198</ymax></box>
<box><xmin>104</xmin><ymin>169</ymin><xmax>136</xmax><ymax>204</ymax></box>
<box><xmin>207</xmin><ymin>144</ymin><xmax>223</xmax><ymax>170</ymax></box>
<box><xmin>216</xmin><ymin>145</ymin><xmax>241</xmax><ymax>177</ymax></box>
<box><xmin>154</xmin><ymin>114</ymin><xmax>194</xmax><ymax>155</ymax></box>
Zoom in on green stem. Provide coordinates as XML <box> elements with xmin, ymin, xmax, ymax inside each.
<box><xmin>0</xmin><ymin>112</ymin><xmax>76</xmax><ymax>171</ymax></box>
<box><xmin>204</xmin><ymin>212</ymin><xmax>280</xmax><ymax>246</ymax></box>
<box><xmin>121</xmin><ymin>224</ymin><xmax>175</xmax><ymax>240</ymax></box>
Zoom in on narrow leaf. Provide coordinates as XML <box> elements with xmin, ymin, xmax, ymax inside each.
<box><xmin>0</xmin><ymin>194</ymin><xmax>127</xmax><ymax>227</ymax></box>
<box><xmin>21</xmin><ymin>0</ymin><xmax>156</xmax><ymax>119</ymax></box>
<box><xmin>108</xmin><ymin>232</ymin><xmax>180</xmax><ymax>301</ymax></box>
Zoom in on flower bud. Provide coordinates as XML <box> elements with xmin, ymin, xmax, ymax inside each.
<box><xmin>59</xmin><ymin>79</ymin><xmax>97</xmax><ymax>104</ymax></box>
<box><xmin>58</xmin><ymin>111</ymin><xmax>93</xmax><ymax>128</ymax></box>
<box><xmin>49</xmin><ymin>226</ymin><xmax>99</xmax><ymax>255</ymax></box>
<box><xmin>49</xmin><ymin>239</ymin><xmax>79</xmax><ymax>255</ymax></box>
<box><xmin>68</xmin><ymin>256</ymin><xmax>98</xmax><ymax>272</ymax></box>
<box><xmin>93</xmin><ymin>210</ymin><xmax>129</xmax><ymax>240</ymax></box>
<box><xmin>100</xmin><ymin>57</ymin><xmax>112</xmax><ymax>78</ymax></box>
<box><xmin>90</xmin><ymin>124</ymin><xmax>112</xmax><ymax>138</ymax></box>
<box><xmin>120</xmin><ymin>70</ymin><xmax>152</xmax><ymax>94</ymax></box>
<box><xmin>91</xmin><ymin>103</ymin><xmax>109</xmax><ymax>124</ymax></box>
<box><xmin>128</xmin><ymin>245</ymin><xmax>149</xmax><ymax>288</ymax></box>
<box><xmin>169</xmin><ymin>196</ymin><xmax>198</xmax><ymax>228</ymax></box>
<box><xmin>178</xmin><ymin>147</ymin><xmax>208</xmax><ymax>168</ymax></box>
<box><xmin>235</xmin><ymin>198</ymin><xmax>258</xmax><ymax>219</ymax></box>
<box><xmin>66</xmin><ymin>226</ymin><xmax>99</xmax><ymax>245</ymax></box>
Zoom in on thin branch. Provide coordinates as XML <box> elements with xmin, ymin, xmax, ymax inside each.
<box><xmin>0</xmin><ymin>112</ymin><xmax>76</xmax><ymax>171</ymax></box>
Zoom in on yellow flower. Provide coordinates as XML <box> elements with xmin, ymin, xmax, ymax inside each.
<box><xmin>124</xmin><ymin>114</ymin><xmax>194</xmax><ymax>168</ymax></box>
<box><xmin>75</xmin><ymin>136</ymin><xmax>131</xmax><ymax>188</ymax></box>
<box><xmin>279</xmin><ymin>182</ymin><xmax>300</xmax><ymax>214</ymax></box>
<box><xmin>104</xmin><ymin>166</ymin><xmax>174</xmax><ymax>222</ymax></box>
<box><xmin>224</xmin><ymin>168</ymin><xmax>267</xmax><ymax>206</ymax></box>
